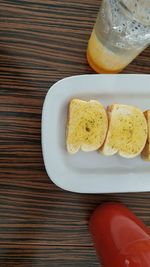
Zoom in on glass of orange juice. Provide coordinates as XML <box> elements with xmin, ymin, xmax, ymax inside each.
<box><xmin>87</xmin><ymin>0</ymin><xmax>150</xmax><ymax>73</ymax></box>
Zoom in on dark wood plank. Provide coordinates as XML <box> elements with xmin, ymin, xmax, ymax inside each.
<box><xmin>0</xmin><ymin>0</ymin><xmax>150</xmax><ymax>266</ymax></box>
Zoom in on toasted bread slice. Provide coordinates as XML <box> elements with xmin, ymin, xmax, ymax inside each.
<box><xmin>141</xmin><ymin>110</ymin><xmax>150</xmax><ymax>161</ymax></box>
<box><xmin>66</xmin><ymin>99</ymin><xmax>108</xmax><ymax>154</ymax></box>
<box><xmin>101</xmin><ymin>104</ymin><xmax>147</xmax><ymax>158</ymax></box>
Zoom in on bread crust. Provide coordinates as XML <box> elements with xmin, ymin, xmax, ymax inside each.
<box><xmin>141</xmin><ymin>110</ymin><xmax>150</xmax><ymax>161</ymax></box>
<box><xmin>101</xmin><ymin>104</ymin><xmax>147</xmax><ymax>158</ymax></box>
<box><xmin>66</xmin><ymin>99</ymin><xmax>108</xmax><ymax>154</ymax></box>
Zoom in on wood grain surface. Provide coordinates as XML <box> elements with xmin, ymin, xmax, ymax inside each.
<box><xmin>0</xmin><ymin>0</ymin><xmax>150</xmax><ymax>266</ymax></box>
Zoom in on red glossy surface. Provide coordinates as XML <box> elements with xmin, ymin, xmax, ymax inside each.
<box><xmin>90</xmin><ymin>203</ymin><xmax>150</xmax><ymax>267</ymax></box>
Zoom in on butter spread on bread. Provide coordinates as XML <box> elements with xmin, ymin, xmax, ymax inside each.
<box><xmin>101</xmin><ymin>104</ymin><xmax>147</xmax><ymax>158</ymax></box>
<box><xmin>66</xmin><ymin>99</ymin><xmax>108</xmax><ymax>154</ymax></box>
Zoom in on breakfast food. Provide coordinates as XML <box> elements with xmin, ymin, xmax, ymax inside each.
<box><xmin>101</xmin><ymin>104</ymin><xmax>147</xmax><ymax>158</ymax></box>
<box><xmin>66</xmin><ymin>99</ymin><xmax>108</xmax><ymax>154</ymax></box>
<box><xmin>141</xmin><ymin>110</ymin><xmax>150</xmax><ymax>161</ymax></box>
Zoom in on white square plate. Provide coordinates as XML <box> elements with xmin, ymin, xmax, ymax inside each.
<box><xmin>42</xmin><ymin>74</ymin><xmax>150</xmax><ymax>193</ymax></box>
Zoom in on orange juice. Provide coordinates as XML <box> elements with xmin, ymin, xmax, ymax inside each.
<box><xmin>87</xmin><ymin>29</ymin><xmax>141</xmax><ymax>74</ymax></box>
<box><xmin>87</xmin><ymin>0</ymin><xmax>150</xmax><ymax>74</ymax></box>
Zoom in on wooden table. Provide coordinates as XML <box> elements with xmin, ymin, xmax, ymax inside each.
<box><xmin>0</xmin><ymin>1</ymin><xmax>150</xmax><ymax>266</ymax></box>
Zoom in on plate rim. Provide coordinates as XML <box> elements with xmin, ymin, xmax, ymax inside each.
<box><xmin>42</xmin><ymin>74</ymin><xmax>150</xmax><ymax>194</ymax></box>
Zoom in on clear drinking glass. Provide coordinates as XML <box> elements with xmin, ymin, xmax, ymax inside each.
<box><xmin>87</xmin><ymin>0</ymin><xmax>150</xmax><ymax>73</ymax></box>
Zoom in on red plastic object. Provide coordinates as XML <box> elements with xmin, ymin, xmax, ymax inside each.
<box><xmin>90</xmin><ymin>202</ymin><xmax>150</xmax><ymax>267</ymax></box>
